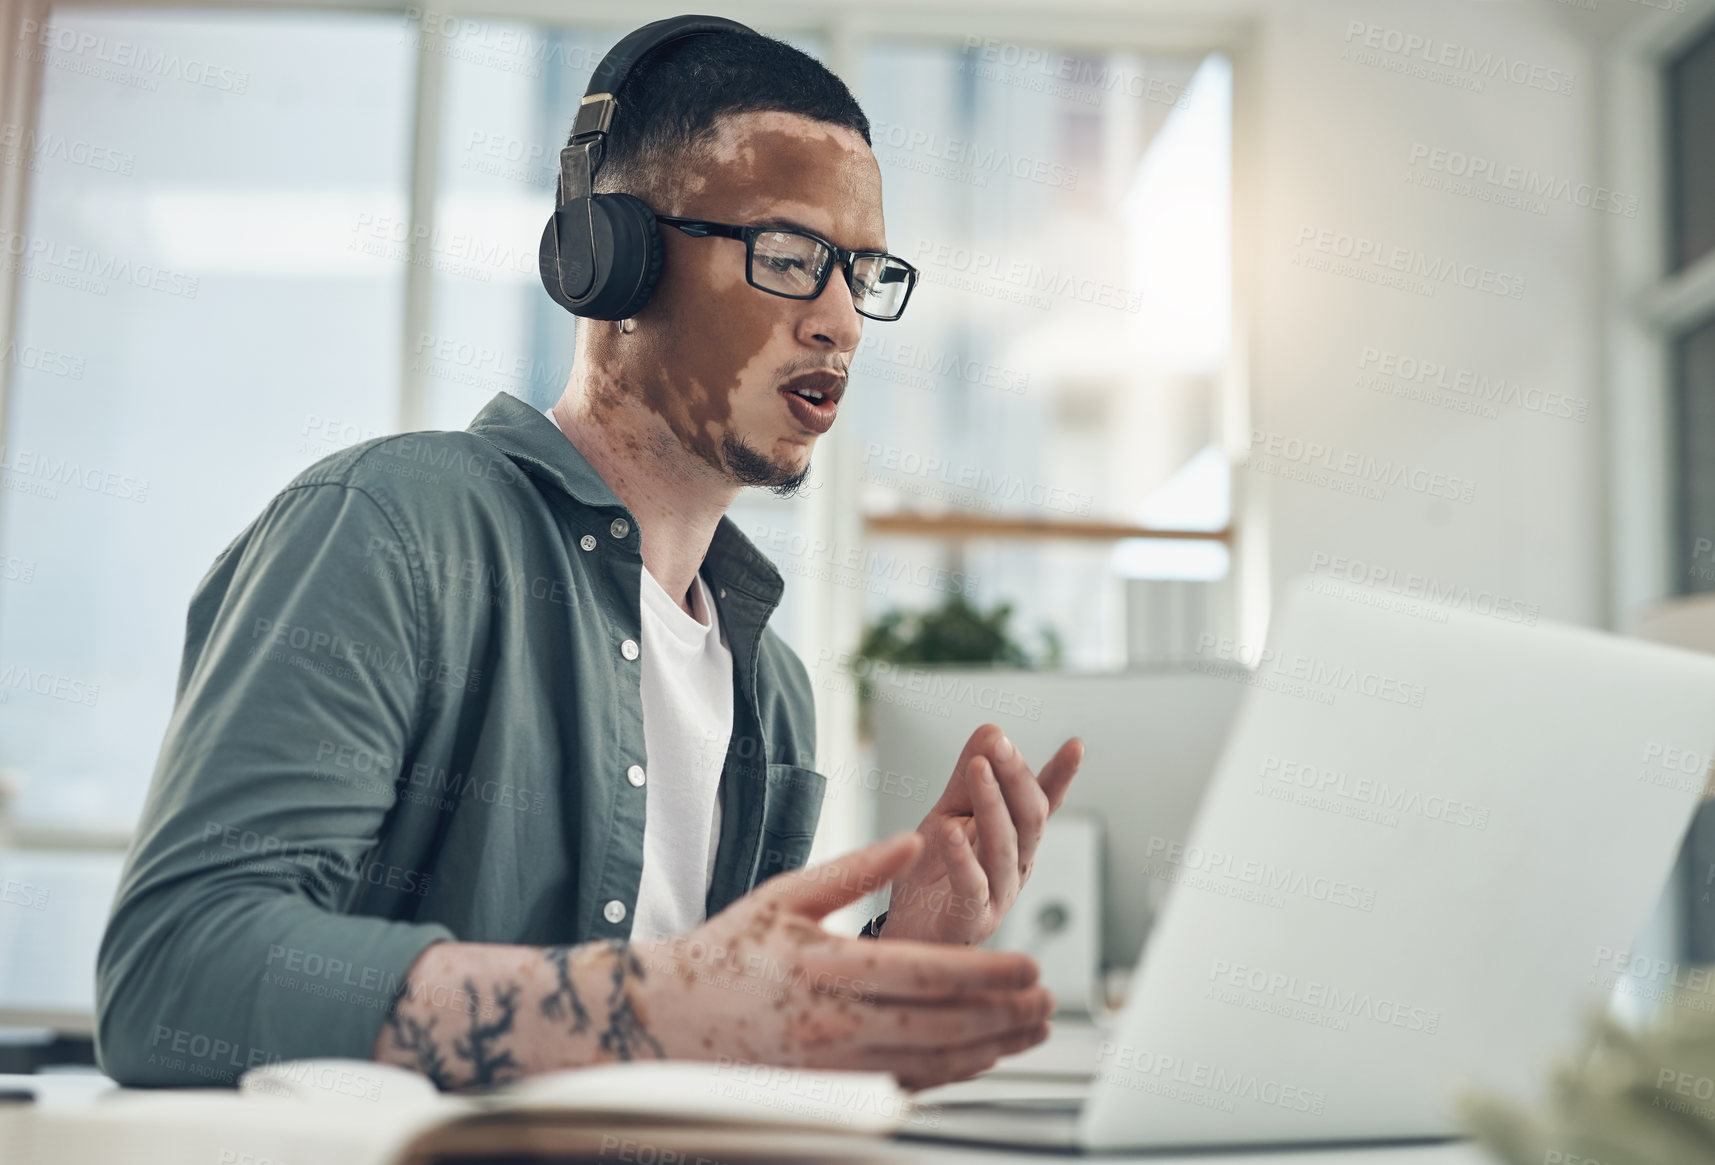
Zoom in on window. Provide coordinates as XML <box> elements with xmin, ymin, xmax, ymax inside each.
<box><xmin>1668</xmin><ymin>21</ymin><xmax>1715</xmax><ymax>274</ymax></box>
<box><xmin>1678</xmin><ymin>315</ymin><xmax>1715</xmax><ymax>593</ymax></box>
<box><xmin>1657</xmin><ymin>15</ymin><xmax>1715</xmax><ymax>965</ymax></box>
<box><xmin>848</xmin><ymin>42</ymin><xmax>1235</xmax><ymax>669</ymax></box>
<box><xmin>417</xmin><ymin>22</ymin><xmax>622</xmax><ymax>431</ymax></box>
<box><xmin>1670</xmin><ymin>19</ymin><xmax>1715</xmax><ymax>591</ymax></box>
<box><xmin>0</xmin><ymin>10</ymin><xmax>416</xmax><ymax>829</ymax></box>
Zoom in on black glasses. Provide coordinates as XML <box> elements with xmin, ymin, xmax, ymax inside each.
<box><xmin>656</xmin><ymin>216</ymin><xmax>919</xmax><ymax>321</ymax></box>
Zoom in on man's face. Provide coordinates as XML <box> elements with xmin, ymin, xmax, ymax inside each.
<box><xmin>621</xmin><ymin>110</ymin><xmax>885</xmax><ymax>492</ymax></box>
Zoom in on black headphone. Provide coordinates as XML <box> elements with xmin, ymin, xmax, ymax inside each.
<box><xmin>537</xmin><ymin>15</ymin><xmax>756</xmax><ymax>320</ymax></box>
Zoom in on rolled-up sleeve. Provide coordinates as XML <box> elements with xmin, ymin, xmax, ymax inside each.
<box><xmin>95</xmin><ymin>480</ymin><xmax>456</xmax><ymax>1086</ymax></box>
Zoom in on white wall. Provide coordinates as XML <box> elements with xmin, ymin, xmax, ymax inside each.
<box><xmin>1248</xmin><ymin>0</ymin><xmax>1610</xmax><ymax>631</ymax></box>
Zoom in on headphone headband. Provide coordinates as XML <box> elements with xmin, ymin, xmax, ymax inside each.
<box><xmin>540</xmin><ymin>14</ymin><xmax>758</xmax><ymax>320</ymax></box>
<box><xmin>570</xmin><ymin>15</ymin><xmax>755</xmax><ymax>190</ymax></box>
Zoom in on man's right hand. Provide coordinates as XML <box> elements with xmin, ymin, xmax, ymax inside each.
<box><xmin>635</xmin><ymin>832</ymin><xmax>1054</xmax><ymax>1090</ymax></box>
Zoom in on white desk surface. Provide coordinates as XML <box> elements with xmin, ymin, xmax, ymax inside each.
<box><xmin>0</xmin><ymin>1022</ymin><xmax>1502</xmax><ymax>1165</ymax></box>
<box><xmin>0</xmin><ymin>1074</ymin><xmax>1500</xmax><ymax>1165</ymax></box>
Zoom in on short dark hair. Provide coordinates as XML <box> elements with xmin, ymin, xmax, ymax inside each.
<box><xmin>578</xmin><ymin>29</ymin><xmax>871</xmax><ymax>202</ymax></box>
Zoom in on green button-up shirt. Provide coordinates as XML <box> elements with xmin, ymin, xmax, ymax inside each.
<box><xmin>94</xmin><ymin>391</ymin><xmax>824</xmax><ymax>1086</ymax></box>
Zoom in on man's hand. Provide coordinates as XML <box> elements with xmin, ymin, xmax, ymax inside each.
<box><xmin>635</xmin><ymin>831</ymin><xmax>1054</xmax><ymax>1089</ymax></box>
<box><xmin>374</xmin><ymin>833</ymin><xmax>1050</xmax><ymax>1093</ymax></box>
<box><xmin>879</xmin><ymin>725</ymin><xmax>1083</xmax><ymax>946</ymax></box>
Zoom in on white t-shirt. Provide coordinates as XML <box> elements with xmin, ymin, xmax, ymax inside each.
<box><xmin>629</xmin><ymin>564</ymin><xmax>734</xmax><ymax>942</ymax></box>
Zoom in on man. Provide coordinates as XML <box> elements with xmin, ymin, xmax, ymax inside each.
<box><xmin>95</xmin><ymin>24</ymin><xmax>1083</xmax><ymax>1093</ymax></box>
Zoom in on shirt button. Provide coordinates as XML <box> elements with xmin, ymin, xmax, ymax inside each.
<box><xmin>621</xmin><ymin>638</ymin><xmax>639</xmax><ymax>661</ymax></box>
<box><xmin>626</xmin><ymin>764</ymin><xmax>646</xmax><ymax>787</ymax></box>
<box><xmin>579</xmin><ymin>534</ymin><xmax>596</xmax><ymax>551</ymax></box>
<box><xmin>719</xmin><ymin>587</ymin><xmax>727</xmax><ymax>599</ymax></box>
<box><xmin>610</xmin><ymin>518</ymin><xmax>630</xmax><ymax>539</ymax></box>
<box><xmin>603</xmin><ymin>900</ymin><xmax>627</xmax><ymax>925</ymax></box>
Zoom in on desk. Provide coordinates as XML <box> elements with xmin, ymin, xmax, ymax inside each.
<box><xmin>0</xmin><ymin>1070</ymin><xmax>1499</xmax><ymax>1165</ymax></box>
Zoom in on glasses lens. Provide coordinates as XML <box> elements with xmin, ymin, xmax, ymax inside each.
<box><xmin>851</xmin><ymin>255</ymin><xmax>915</xmax><ymax>319</ymax></box>
<box><xmin>751</xmin><ymin>231</ymin><xmax>829</xmax><ymax>297</ymax></box>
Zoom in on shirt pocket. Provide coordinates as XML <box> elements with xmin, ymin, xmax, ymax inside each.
<box><xmin>755</xmin><ymin>763</ymin><xmax>827</xmax><ymax>882</ymax></box>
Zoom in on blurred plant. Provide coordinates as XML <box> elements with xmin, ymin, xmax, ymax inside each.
<box><xmin>1460</xmin><ymin>999</ymin><xmax>1715</xmax><ymax>1165</ymax></box>
<box><xmin>851</xmin><ymin>594</ymin><xmax>1060</xmax><ymax>708</ymax></box>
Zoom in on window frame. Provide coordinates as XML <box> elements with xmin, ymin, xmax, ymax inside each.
<box><xmin>1597</xmin><ymin>0</ymin><xmax>1715</xmax><ymax>987</ymax></box>
<box><xmin>1608</xmin><ymin>1</ymin><xmax>1715</xmax><ymax>625</ymax></box>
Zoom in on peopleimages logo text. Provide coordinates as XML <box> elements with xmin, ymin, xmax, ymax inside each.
<box><xmin>814</xmin><ymin>648</ymin><xmax>1045</xmax><ymax>721</ymax></box>
<box><xmin>1358</xmin><ymin>348</ymin><xmax>1588</xmax><ymax>423</ymax></box>
<box><xmin>17</xmin><ymin>19</ymin><xmax>251</xmax><ymax>93</ymax></box>
<box><xmin>862</xmin><ymin>443</ymin><xmax>1093</xmax><ymax>516</ymax></box>
<box><xmin>1308</xmin><ymin>552</ymin><xmax>1539</xmax><ymax>625</ymax></box>
<box><xmin>1258</xmin><ymin>756</ymin><xmax>1491</xmax><ymax>831</ymax></box>
<box><xmin>958</xmin><ymin>35</ymin><xmax>1193</xmax><ymax>108</ymax></box>
<box><xmin>1144</xmin><ymin>836</ymin><xmax>1378</xmax><ymax>911</ymax></box>
<box><xmin>1196</xmin><ymin>633</ymin><xmax>1427</xmax><ymax>708</ymax></box>
<box><xmin>913</xmin><ymin>241</ymin><xmax>1144</xmax><ymax>314</ymax></box>
<box><xmin>1097</xmin><ymin>1041</ymin><xmax>1328</xmax><ymax>1113</ymax></box>
<box><xmin>1208</xmin><ymin>959</ymin><xmax>1441</xmax><ymax>1034</ymax></box>
<box><xmin>1294</xmin><ymin>225</ymin><xmax>1526</xmax><ymax>301</ymax></box>
<box><xmin>1342</xmin><ymin>21</ymin><xmax>1575</xmax><ymax>95</ymax></box>
<box><xmin>871</xmin><ymin>119</ymin><xmax>1079</xmax><ymax>190</ymax></box>
<box><xmin>1407</xmin><ymin>144</ymin><xmax>1636</xmax><ymax>219</ymax></box>
<box><xmin>1250</xmin><ymin>429</ymin><xmax>1476</xmax><ymax>505</ymax></box>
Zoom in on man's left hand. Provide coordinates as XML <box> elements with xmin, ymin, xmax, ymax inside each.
<box><xmin>878</xmin><ymin>725</ymin><xmax>1083</xmax><ymax>945</ymax></box>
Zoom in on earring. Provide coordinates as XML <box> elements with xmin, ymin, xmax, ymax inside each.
<box><xmin>617</xmin><ymin>317</ymin><xmax>636</xmax><ymax>334</ymax></box>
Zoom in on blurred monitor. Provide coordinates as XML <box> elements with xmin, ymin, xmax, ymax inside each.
<box><xmin>869</xmin><ymin>665</ymin><xmax>1245</xmax><ymax>969</ymax></box>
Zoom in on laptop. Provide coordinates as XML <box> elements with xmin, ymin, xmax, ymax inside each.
<box><xmin>908</xmin><ymin>577</ymin><xmax>1715</xmax><ymax>1150</ymax></box>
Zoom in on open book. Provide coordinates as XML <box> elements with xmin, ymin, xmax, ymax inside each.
<box><xmin>240</xmin><ymin>1056</ymin><xmax>914</xmax><ymax>1131</ymax></box>
<box><xmin>234</xmin><ymin>1057</ymin><xmax>921</xmax><ymax>1163</ymax></box>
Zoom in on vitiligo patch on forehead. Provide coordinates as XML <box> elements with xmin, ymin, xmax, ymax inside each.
<box><xmin>692</xmin><ymin>113</ymin><xmax>883</xmax><ymax>235</ymax></box>
<box><xmin>703</xmin><ymin>110</ymin><xmax>870</xmax><ymax>163</ymax></box>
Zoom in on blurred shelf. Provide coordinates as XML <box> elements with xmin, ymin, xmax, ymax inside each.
<box><xmin>0</xmin><ymin>1010</ymin><xmax>94</xmax><ymax>1038</ymax></box>
<box><xmin>862</xmin><ymin>511</ymin><xmax>1232</xmax><ymax>543</ymax></box>
<box><xmin>1</xmin><ymin>826</ymin><xmax>132</xmax><ymax>854</ymax></box>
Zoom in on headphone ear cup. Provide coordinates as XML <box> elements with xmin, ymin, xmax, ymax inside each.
<box><xmin>537</xmin><ymin>193</ymin><xmax>664</xmax><ymax>320</ymax></box>
<box><xmin>538</xmin><ymin>208</ymin><xmax>586</xmax><ymax>315</ymax></box>
<box><xmin>586</xmin><ymin>193</ymin><xmax>663</xmax><ymax>321</ymax></box>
